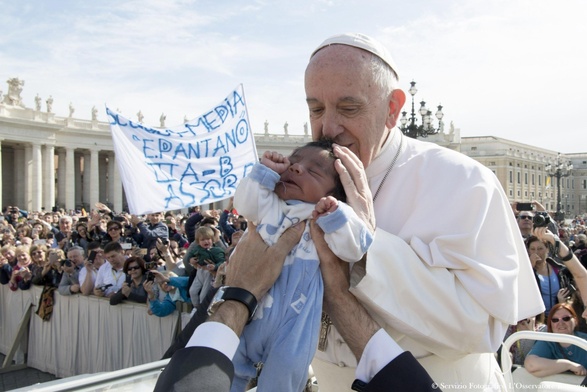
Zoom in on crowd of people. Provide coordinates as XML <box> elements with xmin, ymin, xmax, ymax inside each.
<box><xmin>500</xmin><ymin>201</ymin><xmax>587</xmax><ymax>378</ymax></box>
<box><xmin>0</xmin><ymin>201</ymin><xmax>247</xmax><ymax>320</ymax></box>
<box><xmin>3</xmin><ymin>195</ymin><xmax>587</xmax><ymax>387</ymax></box>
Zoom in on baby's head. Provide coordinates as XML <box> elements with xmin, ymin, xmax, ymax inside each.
<box><xmin>275</xmin><ymin>138</ymin><xmax>346</xmax><ymax>203</ymax></box>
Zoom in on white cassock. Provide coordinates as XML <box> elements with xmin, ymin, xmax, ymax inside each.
<box><xmin>312</xmin><ymin>130</ymin><xmax>544</xmax><ymax>392</ymax></box>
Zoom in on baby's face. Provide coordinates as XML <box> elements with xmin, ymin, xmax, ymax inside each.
<box><xmin>275</xmin><ymin>146</ymin><xmax>337</xmax><ymax>203</ymax></box>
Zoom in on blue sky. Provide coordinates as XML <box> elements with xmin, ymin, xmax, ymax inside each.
<box><xmin>1</xmin><ymin>0</ymin><xmax>586</xmax><ymax>153</ymax></box>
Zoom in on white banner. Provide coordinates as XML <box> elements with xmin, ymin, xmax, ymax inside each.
<box><xmin>108</xmin><ymin>84</ymin><xmax>258</xmax><ymax>214</ymax></box>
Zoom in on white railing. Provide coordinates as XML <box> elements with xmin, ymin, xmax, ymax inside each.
<box><xmin>0</xmin><ymin>284</ymin><xmax>179</xmax><ymax>379</ymax></box>
<box><xmin>501</xmin><ymin>330</ymin><xmax>587</xmax><ymax>392</ymax></box>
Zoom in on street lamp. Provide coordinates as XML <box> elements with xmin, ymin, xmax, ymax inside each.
<box><xmin>399</xmin><ymin>80</ymin><xmax>444</xmax><ymax>139</ymax></box>
<box><xmin>545</xmin><ymin>153</ymin><xmax>573</xmax><ymax>222</ymax></box>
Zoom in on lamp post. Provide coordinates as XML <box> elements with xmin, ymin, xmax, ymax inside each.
<box><xmin>545</xmin><ymin>153</ymin><xmax>573</xmax><ymax>222</ymax></box>
<box><xmin>399</xmin><ymin>81</ymin><xmax>444</xmax><ymax>139</ymax></box>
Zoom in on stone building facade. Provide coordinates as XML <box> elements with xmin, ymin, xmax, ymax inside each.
<box><xmin>1</xmin><ymin>77</ymin><xmax>585</xmax><ymax>217</ymax></box>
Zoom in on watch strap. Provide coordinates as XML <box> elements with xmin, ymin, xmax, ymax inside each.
<box><xmin>222</xmin><ymin>287</ymin><xmax>258</xmax><ymax>324</ymax></box>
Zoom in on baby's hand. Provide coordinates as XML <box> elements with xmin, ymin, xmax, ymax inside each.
<box><xmin>261</xmin><ymin>151</ymin><xmax>290</xmax><ymax>174</ymax></box>
<box><xmin>313</xmin><ymin>196</ymin><xmax>338</xmax><ymax>219</ymax></box>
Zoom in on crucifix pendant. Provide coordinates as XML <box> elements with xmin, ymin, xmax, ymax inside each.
<box><xmin>318</xmin><ymin>312</ymin><xmax>332</xmax><ymax>351</ymax></box>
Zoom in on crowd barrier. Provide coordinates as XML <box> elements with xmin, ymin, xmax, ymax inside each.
<box><xmin>0</xmin><ymin>284</ymin><xmax>181</xmax><ymax>379</ymax></box>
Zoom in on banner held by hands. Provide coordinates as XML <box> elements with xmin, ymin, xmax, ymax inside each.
<box><xmin>108</xmin><ymin>84</ymin><xmax>257</xmax><ymax>214</ymax></box>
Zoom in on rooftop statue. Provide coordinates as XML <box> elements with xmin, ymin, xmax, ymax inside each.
<box><xmin>3</xmin><ymin>77</ymin><xmax>25</xmax><ymax>107</ymax></box>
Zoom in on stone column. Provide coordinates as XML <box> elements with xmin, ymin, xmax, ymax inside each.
<box><xmin>57</xmin><ymin>150</ymin><xmax>66</xmax><ymax>209</ymax></box>
<box><xmin>90</xmin><ymin>149</ymin><xmax>100</xmax><ymax>209</ymax></box>
<box><xmin>74</xmin><ymin>153</ymin><xmax>82</xmax><ymax>210</ymax></box>
<box><xmin>24</xmin><ymin>145</ymin><xmax>32</xmax><ymax>211</ymax></box>
<box><xmin>65</xmin><ymin>148</ymin><xmax>75</xmax><ymax>211</ymax></box>
<box><xmin>14</xmin><ymin>147</ymin><xmax>25</xmax><ymax>208</ymax></box>
<box><xmin>99</xmin><ymin>155</ymin><xmax>107</xmax><ymax>203</ymax></box>
<box><xmin>31</xmin><ymin>143</ymin><xmax>42</xmax><ymax>211</ymax></box>
<box><xmin>43</xmin><ymin>145</ymin><xmax>55</xmax><ymax>212</ymax></box>
<box><xmin>82</xmin><ymin>152</ymin><xmax>90</xmax><ymax>210</ymax></box>
<box><xmin>109</xmin><ymin>153</ymin><xmax>123</xmax><ymax>212</ymax></box>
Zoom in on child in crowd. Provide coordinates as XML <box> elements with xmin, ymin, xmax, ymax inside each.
<box><xmin>230</xmin><ymin>139</ymin><xmax>373</xmax><ymax>392</ymax></box>
<box><xmin>145</xmin><ymin>270</ymin><xmax>189</xmax><ymax>317</ymax></box>
<box><xmin>184</xmin><ymin>226</ymin><xmax>225</xmax><ymax>271</ymax></box>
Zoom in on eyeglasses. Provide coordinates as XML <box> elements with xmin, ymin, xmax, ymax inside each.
<box><xmin>127</xmin><ymin>265</ymin><xmax>141</xmax><ymax>271</ymax></box>
<box><xmin>519</xmin><ymin>215</ymin><xmax>533</xmax><ymax>220</ymax></box>
<box><xmin>108</xmin><ymin>227</ymin><xmax>121</xmax><ymax>232</ymax></box>
<box><xmin>552</xmin><ymin>316</ymin><xmax>572</xmax><ymax>323</ymax></box>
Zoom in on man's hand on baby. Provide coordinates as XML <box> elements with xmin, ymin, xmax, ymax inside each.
<box><xmin>261</xmin><ymin>151</ymin><xmax>290</xmax><ymax>174</ymax></box>
<box><xmin>313</xmin><ymin>196</ymin><xmax>338</xmax><ymax>219</ymax></box>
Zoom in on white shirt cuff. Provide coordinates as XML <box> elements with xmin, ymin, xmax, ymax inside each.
<box><xmin>355</xmin><ymin>328</ymin><xmax>403</xmax><ymax>382</ymax></box>
<box><xmin>186</xmin><ymin>321</ymin><xmax>240</xmax><ymax>360</ymax></box>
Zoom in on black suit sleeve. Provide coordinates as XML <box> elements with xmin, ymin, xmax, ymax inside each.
<box><xmin>364</xmin><ymin>351</ymin><xmax>440</xmax><ymax>392</ymax></box>
<box><xmin>161</xmin><ymin>286</ymin><xmax>219</xmax><ymax>359</ymax></box>
<box><xmin>154</xmin><ymin>346</ymin><xmax>234</xmax><ymax>392</ymax></box>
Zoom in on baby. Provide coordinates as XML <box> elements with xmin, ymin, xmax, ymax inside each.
<box><xmin>231</xmin><ymin>138</ymin><xmax>373</xmax><ymax>392</ymax></box>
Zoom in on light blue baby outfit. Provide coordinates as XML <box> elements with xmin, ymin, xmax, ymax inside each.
<box><xmin>231</xmin><ymin>163</ymin><xmax>372</xmax><ymax>392</ymax></box>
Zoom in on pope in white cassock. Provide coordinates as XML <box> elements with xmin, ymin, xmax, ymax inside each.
<box><xmin>305</xmin><ymin>33</ymin><xmax>544</xmax><ymax>392</ymax></box>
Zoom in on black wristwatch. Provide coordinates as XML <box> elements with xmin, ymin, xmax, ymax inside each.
<box><xmin>207</xmin><ymin>286</ymin><xmax>258</xmax><ymax>324</ymax></box>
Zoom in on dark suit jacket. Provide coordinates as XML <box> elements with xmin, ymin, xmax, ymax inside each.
<box><xmin>154</xmin><ymin>347</ymin><xmax>439</xmax><ymax>392</ymax></box>
<box><xmin>365</xmin><ymin>351</ymin><xmax>439</xmax><ymax>391</ymax></box>
<box><xmin>153</xmin><ymin>346</ymin><xmax>233</xmax><ymax>392</ymax></box>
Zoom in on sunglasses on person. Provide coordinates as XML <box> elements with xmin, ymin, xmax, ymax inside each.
<box><xmin>552</xmin><ymin>316</ymin><xmax>572</xmax><ymax>323</ymax></box>
<box><xmin>108</xmin><ymin>227</ymin><xmax>121</xmax><ymax>231</ymax></box>
<box><xmin>519</xmin><ymin>215</ymin><xmax>533</xmax><ymax>220</ymax></box>
<box><xmin>127</xmin><ymin>265</ymin><xmax>141</xmax><ymax>271</ymax></box>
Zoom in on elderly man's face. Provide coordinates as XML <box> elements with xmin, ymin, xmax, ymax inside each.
<box><xmin>68</xmin><ymin>249</ymin><xmax>85</xmax><ymax>267</ymax></box>
<box><xmin>59</xmin><ymin>219</ymin><xmax>72</xmax><ymax>233</ymax></box>
<box><xmin>305</xmin><ymin>45</ymin><xmax>405</xmax><ymax>168</ymax></box>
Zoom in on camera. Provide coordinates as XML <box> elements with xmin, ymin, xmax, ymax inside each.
<box><xmin>98</xmin><ymin>284</ymin><xmax>113</xmax><ymax>291</ymax></box>
<box><xmin>560</xmin><ymin>269</ymin><xmax>577</xmax><ymax>297</ymax></box>
<box><xmin>533</xmin><ymin>212</ymin><xmax>551</xmax><ymax>228</ymax></box>
<box><xmin>145</xmin><ymin>271</ymin><xmax>155</xmax><ymax>282</ymax></box>
<box><xmin>161</xmin><ymin>238</ymin><xmax>169</xmax><ymax>246</ymax></box>
<box><xmin>61</xmin><ymin>259</ymin><xmax>73</xmax><ymax>268</ymax></box>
